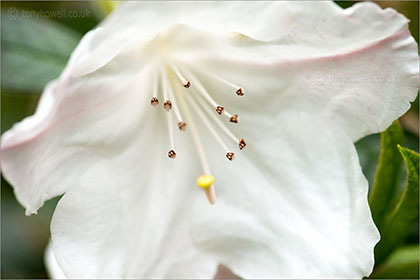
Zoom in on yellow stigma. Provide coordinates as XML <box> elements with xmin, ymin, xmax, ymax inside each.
<box><xmin>197</xmin><ymin>174</ymin><xmax>215</xmax><ymax>189</ymax></box>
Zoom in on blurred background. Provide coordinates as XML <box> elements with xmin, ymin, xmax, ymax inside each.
<box><xmin>1</xmin><ymin>1</ymin><xmax>418</xmax><ymax>278</ymax></box>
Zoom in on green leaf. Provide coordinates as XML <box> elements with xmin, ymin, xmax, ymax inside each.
<box><xmin>370</xmin><ymin>245</ymin><xmax>419</xmax><ymax>279</ymax></box>
<box><xmin>1</xmin><ymin>11</ymin><xmax>81</xmax><ymax>93</ymax></box>
<box><xmin>374</xmin><ymin>146</ymin><xmax>419</xmax><ymax>264</ymax></box>
<box><xmin>369</xmin><ymin>121</ymin><xmax>404</xmax><ymax>230</ymax></box>
<box><xmin>355</xmin><ymin>134</ymin><xmax>381</xmax><ymax>187</ymax></box>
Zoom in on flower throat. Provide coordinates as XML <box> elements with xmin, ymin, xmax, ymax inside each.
<box><xmin>149</xmin><ymin>62</ymin><xmax>246</xmax><ymax>204</ymax></box>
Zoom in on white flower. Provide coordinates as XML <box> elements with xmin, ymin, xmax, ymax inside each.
<box><xmin>1</xmin><ymin>1</ymin><xmax>419</xmax><ymax>279</ymax></box>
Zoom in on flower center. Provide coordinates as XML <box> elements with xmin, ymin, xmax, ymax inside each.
<box><xmin>149</xmin><ymin>61</ymin><xmax>246</xmax><ymax>204</ymax></box>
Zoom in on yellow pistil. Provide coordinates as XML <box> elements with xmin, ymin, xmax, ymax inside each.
<box><xmin>197</xmin><ymin>174</ymin><xmax>215</xmax><ymax>189</ymax></box>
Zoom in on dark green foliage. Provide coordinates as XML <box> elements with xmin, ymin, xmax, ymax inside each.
<box><xmin>369</xmin><ymin>121</ymin><xmax>404</xmax><ymax>231</ymax></box>
<box><xmin>374</xmin><ymin>146</ymin><xmax>419</xmax><ymax>264</ymax></box>
<box><xmin>1</xmin><ymin>11</ymin><xmax>81</xmax><ymax>93</ymax></box>
<box><xmin>370</xmin><ymin>245</ymin><xmax>419</xmax><ymax>279</ymax></box>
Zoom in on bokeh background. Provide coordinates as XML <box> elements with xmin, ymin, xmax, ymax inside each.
<box><xmin>1</xmin><ymin>1</ymin><xmax>418</xmax><ymax>278</ymax></box>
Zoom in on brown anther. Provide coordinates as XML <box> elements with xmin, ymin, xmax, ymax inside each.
<box><xmin>226</xmin><ymin>152</ymin><xmax>235</xmax><ymax>161</ymax></box>
<box><xmin>168</xmin><ymin>150</ymin><xmax>176</xmax><ymax>159</ymax></box>
<box><xmin>230</xmin><ymin>115</ymin><xmax>239</xmax><ymax>124</ymax></box>
<box><xmin>163</xmin><ymin>100</ymin><xmax>172</xmax><ymax>112</ymax></box>
<box><xmin>183</xmin><ymin>81</ymin><xmax>191</xmax><ymax>88</ymax></box>
<box><xmin>236</xmin><ymin>88</ymin><xmax>244</xmax><ymax>96</ymax></box>
<box><xmin>239</xmin><ymin>138</ymin><xmax>246</xmax><ymax>150</ymax></box>
<box><xmin>151</xmin><ymin>97</ymin><xmax>159</xmax><ymax>107</ymax></box>
<box><xmin>178</xmin><ymin>122</ymin><xmax>187</xmax><ymax>131</ymax></box>
<box><xmin>216</xmin><ymin>106</ymin><xmax>224</xmax><ymax>115</ymax></box>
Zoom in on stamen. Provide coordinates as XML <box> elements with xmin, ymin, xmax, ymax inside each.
<box><xmin>236</xmin><ymin>88</ymin><xmax>244</xmax><ymax>96</ymax></box>
<box><xmin>149</xmin><ymin>63</ymin><xmax>161</xmax><ymax>107</ymax></box>
<box><xmin>180</xmin><ymin>67</ymin><xmax>236</xmax><ymax>119</ymax></box>
<box><xmin>175</xmin><ymin>80</ymin><xmax>216</xmax><ymax>205</ymax></box>
<box><xmin>163</xmin><ymin>67</ymin><xmax>187</xmax><ymax>127</ymax></box>
<box><xmin>226</xmin><ymin>152</ymin><xmax>235</xmax><ymax>161</ymax></box>
<box><xmin>192</xmin><ymin>92</ymin><xmax>243</xmax><ymax>148</ymax></box>
<box><xmin>166</xmin><ymin>109</ymin><xmax>176</xmax><ymax>159</ymax></box>
<box><xmin>185</xmin><ymin>63</ymin><xmax>244</xmax><ymax>96</ymax></box>
<box><xmin>161</xmin><ymin>68</ymin><xmax>177</xmax><ymax>159</ymax></box>
<box><xmin>163</xmin><ymin>100</ymin><xmax>172</xmax><ymax>112</ymax></box>
<box><xmin>178</xmin><ymin>93</ymin><xmax>210</xmax><ymax>171</ymax></box>
<box><xmin>239</xmin><ymin>138</ymin><xmax>246</xmax><ymax>150</ymax></box>
<box><xmin>160</xmin><ymin>65</ymin><xmax>173</xmax><ymax>112</ymax></box>
<box><xmin>183</xmin><ymin>81</ymin><xmax>191</xmax><ymax>88</ymax></box>
<box><xmin>159</xmin><ymin>63</ymin><xmax>247</xmax><ymax>201</ymax></box>
<box><xmin>188</xmin><ymin>96</ymin><xmax>233</xmax><ymax>161</ymax></box>
<box><xmin>221</xmin><ymin>111</ymin><xmax>239</xmax><ymax>123</ymax></box>
<box><xmin>216</xmin><ymin>106</ymin><xmax>224</xmax><ymax>115</ymax></box>
<box><xmin>229</xmin><ymin>115</ymin><xmax>239</xmax><ymax>124</ymax></box>
<box><xmin>168</xmin><ymin>149</ymin><xmax>177</xmax><ymax>159</ymax></box>
<box><xmin>178</xmin><ymin>122</ymin><xmax>187</xmax><ymax>131</ymax></box>
<box><xmin>168</xmin><ymin>62</ymin><xmax>191</xmax><ymax>88</ymax></box>
<box><xmin>151</xmin><ymin>97</ymin><xmax>159</xmax><ymax>107</ymax></box>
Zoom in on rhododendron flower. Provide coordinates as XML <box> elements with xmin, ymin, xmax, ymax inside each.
<box><xmin>1</xmin><ymin>1</ymin><xmax>418</xmax><ymax>279</ymax></box>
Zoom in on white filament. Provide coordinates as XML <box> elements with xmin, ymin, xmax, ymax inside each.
<box><xmin>191</xmin><ymin>92</ymin><xmax>239</xmax><ymax>144</ymax></box>
<box><xmin>162</xmin><ymin>68</ymin><xmax>184</xmax><ymax>123</ymax></box>
<box><xmin>168</xmin><ymin>61</ymin><xmax>190</xmax><ymax>86</ymax></box>
<box><xmin>187</xmin><ymin>96</ymin><xmax>230</xmax><ymax>153</ymax></box>
<box><xmin>182</xmin><ymin>67</ymin><xmax>236</xmax><ymax>121</ymax></box>
<box><xmin>174</xmin><ymin>78</ymin><xmax>211</xmax><ymax>174</ymax></box>
<box><xmin>160</xmin><ymin>66</ymin><xmax>175</xmax><ymax>150</ymax></box>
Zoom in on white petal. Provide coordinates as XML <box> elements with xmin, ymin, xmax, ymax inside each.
<box><xmin>4</xmin><ymin>1</ymin><xmax>417</xmax><ymax>215</ymax></box>
<box><xmin>85</xmin><ymin>1</ymin><xmax>417</xmax><ymax>141</ymax></box>
<box><xmin>192</xmin><ymin>111</ymin><xmax>380</xmax><ymax>279</ymax></box>
<box><xmin>1</xmin><ymin>2</ymin><xmax>405</xmax><ymax>277</ymax></box>
<box><xmin>0</xmin><ymin>60</ymin><xmax>153</xmax><ymax>215</ymax></box>
<box><xmin>50</xmin><ymin>145</ymin><xmax>218</xmax><ymax>278</ymax></box>
<box><xmin>45</xmin><ymin>241</ymin><xmax>67</xmax><ymax>279</ymax></box>
<box><xmin>194</xmin><ymin>2</ymin><xmax>418</xmax><ymax>142</ymax></box>
<box><xmin>49</xmin><ymin>110</ymin><xmax>379</xmax><ymax>278</ymax></box>
<box><xmin>63</xmin><ymin>1</ymin><xmax>307</xmax><ymax>77</ymax></box>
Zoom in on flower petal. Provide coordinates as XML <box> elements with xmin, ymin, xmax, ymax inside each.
<box><xmin>192</xmin><ymin>111</ymin><xmax>380</xmax><ymax>278</ymax></box>
<box><xmin>49</xmin><ymin>110</ymin><xmax>379</xmax><ymax>278</ymax></box>
<box><xmin>4</xmin><ymin>1</ymin><xmax>417</xmax><ymax>215</ymax></box>
<box><xmin>91</xmin><ymin>1</ymin><xmax>418</xmax><ymax>141</ymax></box>
<box><xmin>50</xmin><ymin>146</ymin><xmax>218</xmax><ymax>278</ymax></box>
<box><xmin>45</xmin><ymin>241</ymin><xmax>67</xmax><ymax>279</ymax></box>
<box><xmin>63</xmin><ymin>1</ymin><xmax>309</xmax><ymax>77</ymax></box>
<box><xmin>191</xmin><ymin>2</ymin><xmax>419</xmax><ymax>142</ymax></box>
<box><xmin>1</xmin><ymin>60</ymin><xmax>154</xmax><ymax>215</ymax></box>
